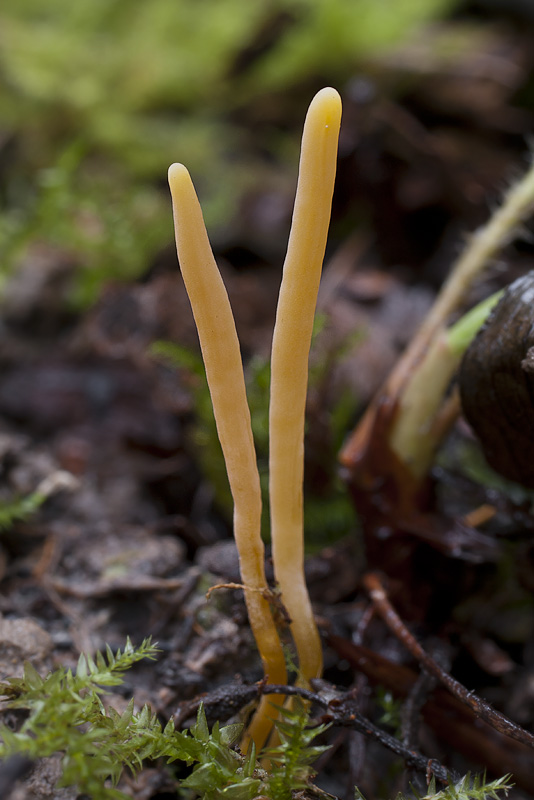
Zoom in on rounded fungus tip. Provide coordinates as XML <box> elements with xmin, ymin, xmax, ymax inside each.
<box><xmin>310</xmin><ymin>86</ymin><xmax>342</xmax><ymax>124</ymax></box>
<box><xmin>168</xmin><ymin>162</ymin><xmax>189</xmax><ymax>186</ymax></box>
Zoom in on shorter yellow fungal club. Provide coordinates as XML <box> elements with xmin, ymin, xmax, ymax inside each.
<box><xmin>168</xmin><ymin>163</ymin><xmax>286</xmax><ymax>751</ymax></box>
<box><xmin>168</xmin><ymin>87</ymin><xmax>342</xmax><ymax>748</ymax></box>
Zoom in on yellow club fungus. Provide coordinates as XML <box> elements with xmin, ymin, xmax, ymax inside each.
<box><xmin>168</xmin><ymin>163</ymin><xmax>286</xmax><ymax>750</ymax></box>
<box><xmin>270</xmin><ymin>87</ymin><xmax>341</xmax><ymax>684</ymax></box>
<box><xmin>168</xmin><ymin>86</ymin><xmax>342</xmax><ymax>748</ymax></box>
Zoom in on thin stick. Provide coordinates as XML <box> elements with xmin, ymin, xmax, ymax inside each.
<box><xmin>364</xmin><ymin>572</ymin><xmax>534</xmax><ymax>750</ymax></box>
<box><xmin>259</xmin><ymin>684</ymin><xmax>453</xmax><ymax>784</ymax></box>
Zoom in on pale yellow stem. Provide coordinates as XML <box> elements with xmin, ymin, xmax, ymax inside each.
<box><xmin>168</xmin><ymin>164</ymin><xmax>286</xmax><ymax>750</ymax></box>
<box><xmin>269</xmin><ymin>88</ymin><xmax>342</xmax><ymax>684</ymax></box>
<box><xmin>388</xmin><ymin>159</ymin><xmax>534</xmax><ymax>476</ymax></box>
<box><xmin>388</xmin><ymin>332</ymin><xmax>460</xmax><ymax>479</ymax></box>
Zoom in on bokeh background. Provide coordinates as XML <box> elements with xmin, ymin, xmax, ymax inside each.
<box><xmin>3</xmin><ymin>0</ymin><xmax>533</xmax><ymax>304</ymax></box>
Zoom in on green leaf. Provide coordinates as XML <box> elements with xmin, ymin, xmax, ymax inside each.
<box><xmin>220</xmin><ymin>722</ymin><xmax>243</xmax><ymax>748</ymax></box>
<box><xmin>22</xmin><ymin>662</ymin><xmax>44</xmax><ymax>691</ymax></box>
<box><xmin>219</xmin><ymin>777</ymin><xmax>263</xmax><ymax>799</ymax></box>
<box><xmin>192</xmin><ymin>703</ymin><xmax>210</xmax><ymax>743</ymax></box>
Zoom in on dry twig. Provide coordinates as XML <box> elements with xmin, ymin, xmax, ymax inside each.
<box><xmin>364</xmin><ymin>571</ymin><xmax>534</xmax><ymax>750</ymax></box>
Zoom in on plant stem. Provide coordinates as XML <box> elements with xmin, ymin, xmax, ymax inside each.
<box><xmin>389</xmin><ymin>290</ymin><xmax>503</xmax><ymax>479</ymax></box>
<box><xmin>343</xmin><ymin>157</ymin><xmax>534</xmax><ymax>484</ymax></box>
<box><xmin>396</xmin><ymin>156</ymin><xmax>534</xmax><ymax>382</ymax></box>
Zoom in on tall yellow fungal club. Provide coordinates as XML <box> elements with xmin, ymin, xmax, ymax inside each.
<box><xmin>168</xmin><ymin>86</ymin><xmax>342</xmax><ymax>750</ymax></box>
<box><xmin>270</xmin><ymin>86</ymin><xmax>341</xmax><ymax>685</ymax></box>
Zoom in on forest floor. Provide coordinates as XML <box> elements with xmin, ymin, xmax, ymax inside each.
<box><xmin>2</xmin><ymin>5</ymin><xmax>534</xmax><ymax>799</ymax></box>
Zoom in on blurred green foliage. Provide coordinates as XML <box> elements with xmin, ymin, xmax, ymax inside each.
<box><xmin>0</xmin><ymin>0</ymin><xmax>458</xmax><ymax>303</ymax></box>
<box><xmin>0</xmin><ymin>141</ymin><xmax>169</xmax><ymax>305</ymax></box>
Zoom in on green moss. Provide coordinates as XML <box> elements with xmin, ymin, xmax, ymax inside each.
<box><xmin>0</xmin><ymin>641</ymin><xmax>513</xmax><ymax>799</ymax></box>
<box><xmin>0</xmin><ymin>644</ymin><xmax>329</xmax><ymax>799</ymax></box>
